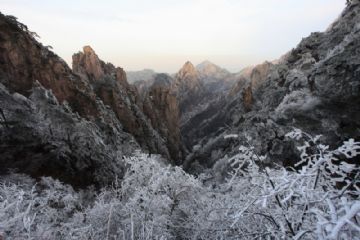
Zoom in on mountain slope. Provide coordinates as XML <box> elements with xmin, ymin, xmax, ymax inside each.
<box><xmin>0</xmin><ymin>13</ymin><xmax>182</xmax><ymax>186</ymax></box>
<box><xmin>72</xmin><ymin>46</ymin><xmax>184</xmax><ymax>162</ymax></box>
<box><xmin>0</xmin><ymin>14</ymin><xmax>138</xmax><ymax>186</ymax></box>
<box><xmin>184</xmin><ymin>3</ymin><xmax>360</xmax><ymax>171</ymax></box>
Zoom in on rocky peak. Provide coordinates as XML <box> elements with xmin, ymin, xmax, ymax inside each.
<box><xmin>83</xmin><ymin>45</ymin><xmax>95</xmax><ymax>54</ymax></box>
<box><xmin>177</xmin><ymin>61</ymin><xmax>199</xmax><ymax>81</ymax></box>
<box><xmin>115</xmin><ymin>67</ymin><xmax>129</xmax><ymax>87</ymax></box>
<box><xmin>182</xmin><ymin>60</ymin><xmax>196</xmax><ymax>70</ymax></box>
<box><xmin>73</xmin><ymin>46</ymin><xmax>185</xmax><ymax>163</ymax></box>
<box><xmin>196</xmin><ymin>60</ymin><xmax>220</xmax><ymax>73</ymax></box>
<box><xmin>73</xmin><ymin>46</ymin><xmax>130</xmax><ymax>89</ymax></box>
<box><xmin>196</xmin><ymin>60</ymin><xmax>230</xmax><ymax>81</ymax></box>
<box><xmin>172</xmin><ymin>61</ymin><xmax>202</xmax><ymax>93</ymax></box>
<box><xmin>197</xmin><ymin>60</ymin><xmax>212</xmax><ymax>67</ymax></box>
<box><xmin>72</xmin><ymin>45</ymin><xmax>105</xmax><ymax>80</ymax></box>
<box><xmin>170</xmin><ymin>62</ymin><xmax>206</xmax><ymax>123</ymax></box>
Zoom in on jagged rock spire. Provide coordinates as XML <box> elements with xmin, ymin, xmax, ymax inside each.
<box><xmin>72</xmin><ymin>45</ymin><xmax>105</xmax><ymax>80</ymax></box>
<box><xmin>176</xmin><ymin>61</ymin><xmax>199</xmax><ymax>81</ymax></box>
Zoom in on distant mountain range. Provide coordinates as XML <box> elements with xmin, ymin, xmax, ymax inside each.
<box><xmin>126</xmin><ymin>60</ymin><xmax>236</xmax><ymax>84</ymax></box>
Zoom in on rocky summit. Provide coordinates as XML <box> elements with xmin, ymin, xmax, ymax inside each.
<box><xmin>196</xmin><ymin>60</ymin><xmax>232</xmax><ymax>83</ymax></box>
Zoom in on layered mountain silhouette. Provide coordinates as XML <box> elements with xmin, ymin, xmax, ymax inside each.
<box><xmin>0</xmin><ymin>2</ymin><xmax>360</xmax><ymax>186</ymax></box>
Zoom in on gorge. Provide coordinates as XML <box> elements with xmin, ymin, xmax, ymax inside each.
<box><xmin>0</xmin><ymin>1</ymin><xmax>360</xmax><ymax>239</ymax></box>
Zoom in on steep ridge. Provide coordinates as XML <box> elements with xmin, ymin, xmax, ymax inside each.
<box><xmin>0</xmin><ymin>17</ymin><xmax>99</xmax><ymax>118</ymax></box>
<box><xmin>72</xmin><ymin>46</ymin><xmax>165</xmax><ymax>156</ymax></box>
<box><xmin>142</xmin><ymin>74</ymin><xmax>184</xmax><ymax>164</ymax></box>
<box><xmin>0</xmin><ymin>13</ymin><xmax>182</xmax><ymax>187</ymax></box>
<box><xmin>0</xmin><ymin>14</ymin><xmax>138</xmax><ymax>186</ymax></box>
<box><xmin>184</xmin><ymin>3</ymin><xmax>360</xmax><ymax>171</ymax></box>
<box><xmin>122</xmin><ymin>70</ymin><xmax>185</xmax><ymax>163</ymax></box>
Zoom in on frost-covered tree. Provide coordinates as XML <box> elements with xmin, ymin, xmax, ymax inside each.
<box><xmin>223</xmin><ymin>129</ymin><xmax>360</xmax><ymax>239</ymax></box>
<box><xmin>0</xmin><ymin>130</ymin><xmax>359</xmax><ymax>239</ymax></box>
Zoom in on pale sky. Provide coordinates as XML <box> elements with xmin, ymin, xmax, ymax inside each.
<box><xmin>2</xmin><ymin>0</ymin><xmax>345</xmax><ymax>73</ymax></box>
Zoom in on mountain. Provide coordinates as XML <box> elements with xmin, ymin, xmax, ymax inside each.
<box><xmin>183</xmin><ymin>3</ymin><xmax>360</xmax><ymax>171</ymax></box>
<box><xmin>1</xmin><ymin>3</ymin><xmax>360</xmax><ymax>239</ymax></box>
<box><xmin>72</xmin><ymin>46</ymin><xmax>184</xmax><ymax>163</ymax></box>
<box><xmin>170</xmin><ymin>61</ymin><xmax>205</xmax><ymax>122</ymax></box>
<box><xmin>72</xmin><ymin>46</ymin><xmax>180</xmax><ymax>161</ymax></box>
<box><xmin>172</xmin><ymin>61</ymin><xmax>202</xmax><ymax>92</ymax></box>
<box><xmin>0</xmin><ymin>14</ymin><xmax>183</xmax><ymax>186</ymax></box>
<box><xmin>196</xmin><ymin>60</ymin><xmax>232</xmax><ymax>82</ymax></box>
<box><xmin>0</xmin><ymin>16</ymin><xmax>137</xmax><ymax>187</ymax></box>
<box><xmin>196</xmin><ymin>60</ymin><xmax>237</xmax><ymax>95</ymax></box>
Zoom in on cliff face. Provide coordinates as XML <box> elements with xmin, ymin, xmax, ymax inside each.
<box><xmin>72</xmin><ymin>47</ymin><xmax>143</xmax><ymax>141</ymax></box>
<box><xmin>0</xmin><ymin>81</ymin><xmax>139</xmax><ymax>187</ymax></box>
<box><xmin>229</xmin><ymin>61</ymin><xmax>273</xmax><ymax>97</ymax></box>
<box><xmin>72</xmin><ymin>46</ymin><xmax>105</xmax><ymax>80</ymax></box>
<box><xmin>142</xmin><ymin>74</ymin><xmax>184</xmax><ymax>163</ymax></box>
<box><xmin>184</xmin><ymin>3</ymin><xmax>360</xmax><ymax>171</ymax></box>
<box><xmin>227</xmin><ymin>61</ymin><xmax>274</xmax><ymax>111</ymax></box>
<box><xmin>0</xmin><ymin>17</ymin><xmax>100</xmax><ymax>118</ymax></box>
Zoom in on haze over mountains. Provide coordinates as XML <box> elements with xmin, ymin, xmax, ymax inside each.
<box><xmin>0</xmin><ymin>1</ymin><xmax>360</xmax><ymax>239</ymax></box>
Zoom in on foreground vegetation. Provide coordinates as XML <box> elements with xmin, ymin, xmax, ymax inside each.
<box><xmin>0</xmin><ymin>129</ymin><xmax>359</xmax><ymax>239</ymax></box>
